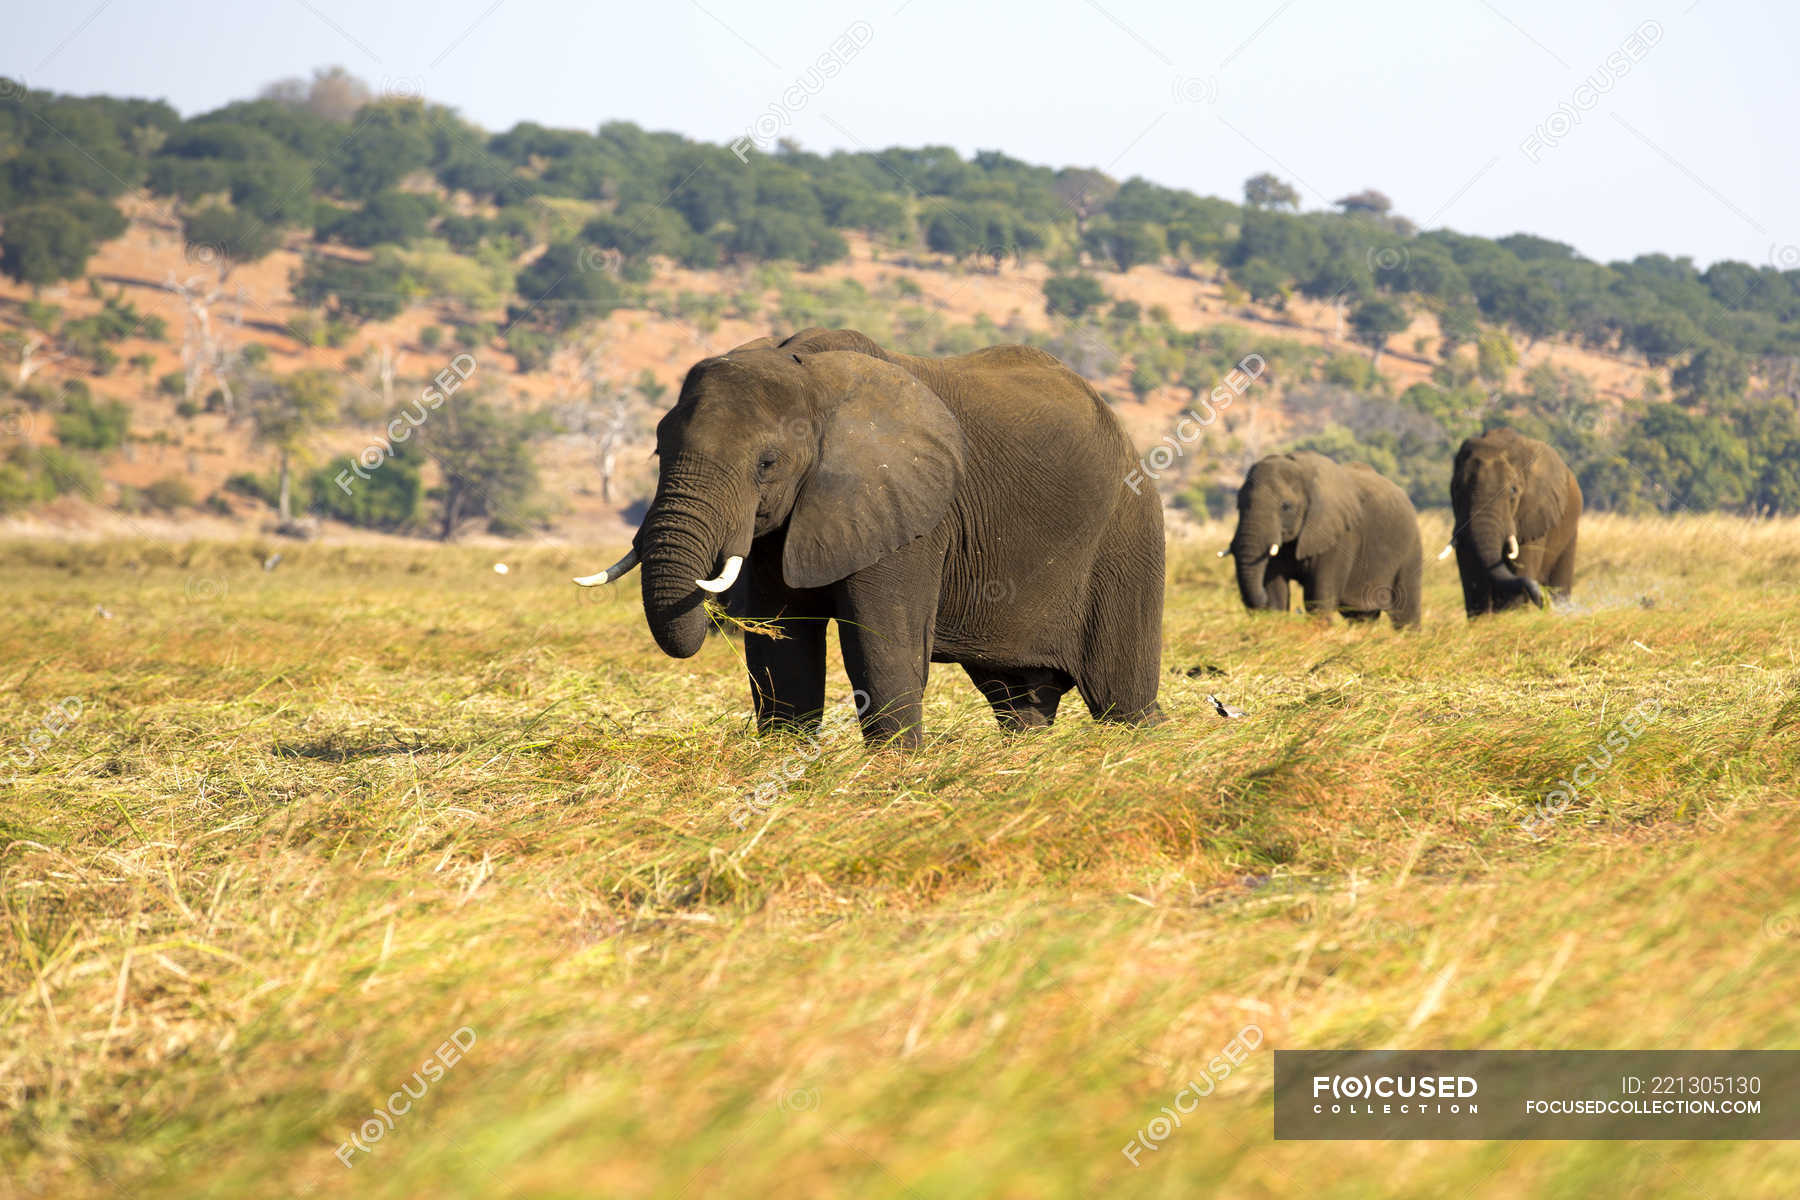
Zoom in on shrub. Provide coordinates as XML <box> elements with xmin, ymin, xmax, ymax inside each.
<box><xmin>142</xmin><ymin>475</ymin><xmax>196</xmax><ymax>511</ymax></box>
<box><xmin>54</xmin><ymin>393</ymin><xmax>130</xmax><ymax>451</ymax></box>
<box><xmin>1043</xmin><ymin>273</ymin><xmax>1107</xmax><ymax>319</ymax></box>
<box><xmin>308</xmin><ymin>448</ymin><xmax>422</xmax><ymax>530</ymax></box>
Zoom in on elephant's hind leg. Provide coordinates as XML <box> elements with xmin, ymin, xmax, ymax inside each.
<box><xmin>965</xmin><ymin>665</ymin><xmax>1072</xmax><ymax>730</ymax></box>
<box><xmin>1390</xmin><ymin>562</ymin><xmax>1423</xmax><ymax>629</ymax></box>
<box><xmin>1074</xmin><ymin>578</ymin><xmax>1164</xmax><ymax>725</ymax></box>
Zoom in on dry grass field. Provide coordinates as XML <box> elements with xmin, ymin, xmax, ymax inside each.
<box><xmin>2</xmin><ymin>513</ymin><xmax>1798</xmax><ymax>1197</ymax></box>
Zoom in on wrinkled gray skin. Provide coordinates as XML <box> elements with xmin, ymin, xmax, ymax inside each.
<box><xmin>1450</xmin><ymin>428</ymin><xmax>1581</xmax><ymax>618</ymax></box>
<box><xmin>632</xmin><ymin>328</ymin><xmax>1165</xmax><ymax>746</ymax></box>
<box><xmin>1228</xmin><ymin>451</ymin><xmax>1422</xmax><ymax>628</ymax></box>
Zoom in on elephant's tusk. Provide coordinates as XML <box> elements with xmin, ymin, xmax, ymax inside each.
<box><xmin>1217</xmin><ymin>547</ymin><xmax>1231</xmax><ymax>558</ymax></box>
<box><xmin>1506</xmin><ymin>535</ymin><xmax>1519</xmax><ymax>560</ymax></box>
<box><xmin>696</xmin><ymin>555</ymin><xmax>744</xmax><ymax>593</ymax></box>
<box><xmin>573</xmin><ymin>548</ymin><xmax>639</xmax><ymax>587</ymax></box>
<box><xmin>1436</xmin><ymin>542</ymin><xmax>1454</xmax><ymax>561</ymax></box>
<box><xmin>1268</xmin><ymin>542</ymin><xmax>1280</xmax><ymax>557</ymax></box>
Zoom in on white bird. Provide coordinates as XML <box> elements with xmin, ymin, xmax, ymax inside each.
<box><xmin>1207</xmin><ymin>694</ymin><xmax>1246</xmax><ymax>719</ymax></box>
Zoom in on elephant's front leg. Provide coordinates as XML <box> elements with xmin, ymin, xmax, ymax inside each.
<box><xmin>745</xmin><ymin>620</ymin><xmax>827</xmax><ymax>736</ymax></box>
<box><xmin>1301</xmin><ymin>555</ymin><xmax>1351</xmax><ymax>622</ymax></box>
<box><xmin>744</xmin><ymin>547</ymin><xmax>829</xmax><ymax>735</ymax></box>
<box><xmin>834</xmin><ymin>538</ymin><xmax>944</xmax><ymax>747</ymax></box>
<box><xmin>1264</xmin><ymin>573</ymin><xmax>1291</xmax><ymax>614</ymax></box>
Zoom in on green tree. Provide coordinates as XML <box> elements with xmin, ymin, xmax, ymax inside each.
<box><xmin>1350</xmin><ymin>298</ymin><xmax>1410</xmax><ymax>366</ymax></box>
<box><xmin>513</xmin><ymin>241</ymin><xmax>626</xmax><ymax>330</ymax></box>
<box><xmin>311</xmin><ymin>443</ymin><xmax>422</xmax><ymax>530</ymax></box>
<box><xmin>1243</xmin><ymin>172</ymin><xmax>1300</xmax><ymax>211</ymax></box>
<box><xmin>1043</xmin><ymin>273</ymin><xmax>1107</xmax><ymax>319</ymax></box>
<box><xmin>1334</xmin><ymin>189</ymin><xmax>1392</xmax><ymax>216</ymax></box>
<box><xmin>1670</xmin><ymin>346</ymin><xmax>1748</xmax><ymax>408</ymax></box>
<box><xmin>53</xmin><ymin>392</ymin><xmax>131</xmax><ymax>451</ymax></box>
<box><xmin>0</xmin><ymin>207</ymin><xmax>99</xmax><ymax>290</ymax></box>
<box><xmin>1083</xmin><ymin>219</ymin><xmax>1164</xmax><ymax>272</ymax></box>
<box><xmin>417</xmin><ymin>393</ymin><xmax>540</xmax><ymax>540</ymax></box>
<box><xmin>183</xmin><ymin>204</ymin><xmax>282</xmax><ymax>281</ymax></box>
<box><xmin>291</xmin><ymin>251</ymin><xmax>415</xmax><ymax>322</ymax></box>
<box><xmin>1476</xmin><ymin>330</ymin><xmax>1518</xmax><ymax>385</ymax></box>
<box><xmin>250</xmin><ymin>369</ymin><xmax>339</xmax><ymax>521</ymax></box>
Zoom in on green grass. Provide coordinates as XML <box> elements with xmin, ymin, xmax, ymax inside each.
<box><xmin>2</xmin><ymin>514</ymin><xmax>1799</xmax><ymax>1197</ymax></box>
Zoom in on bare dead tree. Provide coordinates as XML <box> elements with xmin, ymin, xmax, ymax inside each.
<box><xmin>10</xmin><ymin>331</ymin><xmax>66</xmax><ymax>386</ymax></box>
<box><xmin>166</xmin><ymin>272</ymin><xmax>241</xmax><ymax>417</ymax></box>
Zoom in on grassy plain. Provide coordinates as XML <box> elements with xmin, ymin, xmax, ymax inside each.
<box><xmin>2</xmin><ymin>513</ymin><xmax>1798</xmax><ymax>1197</ymax></box>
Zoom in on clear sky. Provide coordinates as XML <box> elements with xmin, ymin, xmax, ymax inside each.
<box><xmin>8</xmin><ymin>0</ymin><xmax>1794</xmax><ymax>269</ymax></box>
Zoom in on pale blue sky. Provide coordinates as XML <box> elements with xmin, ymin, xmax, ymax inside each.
<box><xmin>8</xmin><ymin>0</ymin><xmax>1794</xmax><ymax>268</ymax></box>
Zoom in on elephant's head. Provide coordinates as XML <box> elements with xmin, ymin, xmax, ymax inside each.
<box><xmin>1451</xmin><ymin>438</ymin><xmax>1549</xmax><ymax>609</ymax></box>
<box><xmin>580</xmin><ymin>345</ymin><xmax>965</xmax><ymax>659</ymax></box>
<box><xmin>1227</xmin><ymin>452</ymin><xmax>1355</xmax><ymax>609</ymax></box>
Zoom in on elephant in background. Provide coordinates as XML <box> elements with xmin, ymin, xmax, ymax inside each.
<box><xmin>574</xmin><ymin>328</ymin><xmax>1165</xmax><ymax>746</ymax></box>
<box><xmin>1226</xmin><ymin>451</ymin><xmax>1422</xmax><ymax>628</ymax></box>
<box><xmin>1448</xmin><ymin>428</ymin><xmax>1581</xmax><ymax>617</ymax></box>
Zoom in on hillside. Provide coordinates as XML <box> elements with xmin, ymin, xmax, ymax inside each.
<box><xmin>3</xmin><ymin>75</ymin><xmax>1799</xmax><ymax>544</ymax></box>
<box><xmin>1</xmin><ymin>197</ymin><xmax>1675</xmax><ymax>545</ymax></box>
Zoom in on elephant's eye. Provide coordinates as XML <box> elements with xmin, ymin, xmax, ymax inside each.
<box><xmin>756</xmin><ymin>449</ymin><xmax>779</xmax><ymax>480</ymax></box>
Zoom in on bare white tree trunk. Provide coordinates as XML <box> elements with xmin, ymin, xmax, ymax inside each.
<box><xmin>15</xmin><ymin>332</ymin><xmax>63</xmax><ymax>386</ymax></box>
<box><xmin>167</xmin><ymin>273</ymin><xmax>238</xmax><ymax>417</ymax></box>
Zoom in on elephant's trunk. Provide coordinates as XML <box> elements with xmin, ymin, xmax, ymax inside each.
<box><xmin>638</xmin><ymin>463</ymin><xmax>751</xmax><ymax>659</ymax></box>
<box><xmin>1467</xmin><ymin>501</ymin><xmax>1542</xmax><ymax>608</ymax></box>
<box><xmin>1230</xmin><ymin>510</ymin><xmax>1278</xmax><ymax>610</ymax></box>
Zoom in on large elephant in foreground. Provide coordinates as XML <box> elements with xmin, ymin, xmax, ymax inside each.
<box><xmin>1448</xmin><ymin>428</ymin><xmax>1581</xmax><ymax>617</ymax></box>
<box><xmin>1226</xmin><ymin>451</ymin><xmax>1422</xmax><ymax>628</ymax></box>
<box><xmin>575</xmin><ymin>328</ymin><xmax>1165</xmax><ymax>745</ymax></box>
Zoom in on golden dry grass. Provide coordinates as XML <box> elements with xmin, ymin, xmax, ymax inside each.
<box><xmin>1</xmin><ymin>514</ymin><xmax>1798</xmax><ymax>1197</ymax></box>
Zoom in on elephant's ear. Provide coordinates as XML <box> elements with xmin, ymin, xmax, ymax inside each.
<box><xmin>1294</xmin><ymin>456</ymin><xmax>1359</xmax><ymax>561</ymax></box>
<box><xmin>1512</xmin><ymin>439</ymin><xmax>1569</xmax><ymax>542</ymax></box>
<box><xmin>783</xmin><ymin>356</ymin><xmax>964</xmax><ymax>590</ymax></box>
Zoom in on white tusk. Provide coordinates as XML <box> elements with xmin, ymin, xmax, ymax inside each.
<box><xmin>1269</xmin><ymin>542</ymin><xmax>1281</xmax><ymax>557</ymax></box>
<box><xmin>1506</xmin><ymin>535</ymin><xmax>1519</xmax><ymax>560</ymax></box>
<box><xmin>1437</xmin><ymin>542</ymin><xmax>1454</xmax><ymax>561</ymax></box>
<box><xmin>1217</xmin><ymin>547</ymin><xmax>1231</xmax><ymax>558</ymax></box>
<box><xmin>696</xmin><ymin>555</ymin><xmax>744</xmax><ymax>593</ymax></box>
<box><xmin>573</xmin><ymin>548</ymin><xmax>639</xmax><ymax>587</ymax></box>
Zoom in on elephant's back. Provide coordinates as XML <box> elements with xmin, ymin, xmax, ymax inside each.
<box><xmin>899</xmin><ymin>348</ymin><xmax>1135</xmax><ymax>475</ymax></box>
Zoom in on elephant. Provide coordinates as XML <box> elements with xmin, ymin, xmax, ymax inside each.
<box><xmin>574</xmin><ymin>328</ymin><xmax>1165</xmax><ymax>746</ymax></box>
<box><xmin>1225</xmin><ymin>451</ymin><xmax>1422</xmax><ymax>628</ymax></box>
<box><xmin>1448</xmin><ymin>428</ymin><xmax>1581</xmax><ymax>617</ymax></box>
